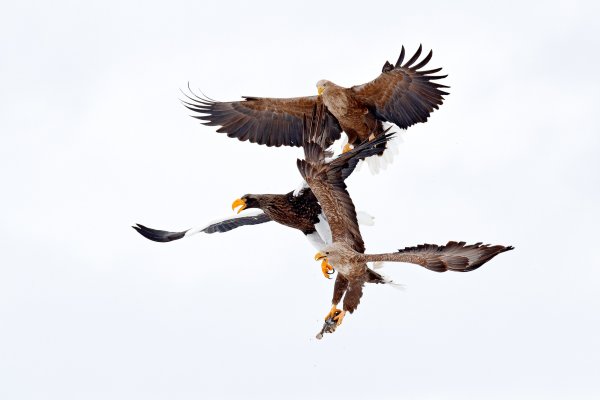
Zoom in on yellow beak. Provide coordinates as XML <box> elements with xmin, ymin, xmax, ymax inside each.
<box><xmin>317</xmin><ymin>86</ymin><xmax>324</xmax><ymax>96</ymax></box>
<box><xmin>314</xmin><ymin>251</ymin><xmax>327</xmax><ymax>261</ymax></box>
<box><xmin>231</xmin><ymin>198</ymin><xmax>247</xmax><ymax>214</ymax></box>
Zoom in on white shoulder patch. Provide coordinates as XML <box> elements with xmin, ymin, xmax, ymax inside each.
<box><xmin>293</xmin><ymin>179</ymin><xmax>309</xmax><ymax>197</ymax></box>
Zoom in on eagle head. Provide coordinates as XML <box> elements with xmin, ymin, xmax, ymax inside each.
<box><xmin>232</xmin><ymin>194</ymin><xmax>260</xmax><ymax>214</ymax></box>
<box><xmin>316</xmin><ymin>80</ymin><xmax>332</xmax><ymax>96</ymax></box>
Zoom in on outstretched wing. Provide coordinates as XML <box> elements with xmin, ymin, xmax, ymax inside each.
<box><xmin>365</xmin><ymin>241</ymin><xmax>514</xmax><ymax>272</ymax></box>
<box><xmin>133</xmin><ymin>211</ymin><xmax>272</xmax><ymax>243</ymax></box>
<box><xmin>182</xmin><ymin>88</ymin><xmax>342</xmax><ymax>148</ymax></box>
<box><xmin>297</xmin><ymin>105</ymin><xmax>394</xmax><ymax>252</ymax></box>
<box><xmin>352</xmin><ymin>45</ymin><xmax>449</xmax><ymax>129</ymax></box>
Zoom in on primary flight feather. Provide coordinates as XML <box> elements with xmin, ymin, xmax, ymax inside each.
<box><xmin>183</xmin><ymin>45</ymin><xmax>448</xmax><ymax>158</ymax></box>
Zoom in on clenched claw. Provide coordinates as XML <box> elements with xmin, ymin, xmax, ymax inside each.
<box><xmin>334</xmin><ymin>310</ymin><xmax>346</xmax><ymax>326</ymax></box>
<box><xmin>321</xmin><ymin>259</ymin><xmax>335</xmax><ymax>279</ymax></box>
<box><xmin>316</xmin><ymin>305</ymin><xmax>345</xmax><ymax>339</ymax></box>
<box><xmin>324</xmin><ymin>304</ymin><xmax>341</xmax><ymax>320</ymax></box>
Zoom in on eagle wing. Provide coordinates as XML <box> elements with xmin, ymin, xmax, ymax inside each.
<box><xmin>297</xmin><ymin>105</ymin><xmax>394</xmax><ymax>252</ymax></box>
<box><xmin>365</xmin><ymin>241</ymin><xmax>514</xmax><ymax>272</ymax></box>
<box><xmin>182</xmin><ymin>89</ymin><xmax>342</xmax><ymax>148</ymax></box>
<box><xmin>133</xmin><ymin>211</ymin><xmax>272</xmax><ymax>242</ymax></box>
<box><xmin>351</xmin><ymin>45</ymin><xmax>449</xmax><ymax>129</ymax></box>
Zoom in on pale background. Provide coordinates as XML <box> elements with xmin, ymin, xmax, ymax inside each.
<box><xmin>1</xmin><ymin>0</ymin><xmax>599</xmax><ymax>399</ymax></box>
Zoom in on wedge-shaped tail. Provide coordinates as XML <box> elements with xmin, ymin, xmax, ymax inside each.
<box><xmin>362</xmin><ymin>241</ymin><xmax>514</xmax><ymax>272</ymax></box>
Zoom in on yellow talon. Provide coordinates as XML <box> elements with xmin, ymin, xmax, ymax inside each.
<box><xmin>321</xmin><ymin>259</ymin><xmax>334</xmax><ymax>279</ymax></box>
<box><xmin>342</xmin><ymin>143</ymin><xmax>353</xmax><ymax>153</ymax></box>
<box><xmin>334</xmin><ymin>310</ymin><xmax>346</xmax><ymax>326</ymax></box>
<box><xmin>325</xmin><ymin>304</ymin><xmax>340</xmax><ymax>320</ymax></box>
<box><xmin>368</xmin><ymin>133</ymin><xmax>376</xmax><ymax>141</ymax></box>
<box><xmin>324</xmin><ymin>305</ymin><xmax>345</xmax><ymax>325</ymax></box>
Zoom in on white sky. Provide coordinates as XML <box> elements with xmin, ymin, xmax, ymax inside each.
<box><xmin>1</xmin><ymin>0</ymin><xmax>599</xmax><ymax>399</ymax></box>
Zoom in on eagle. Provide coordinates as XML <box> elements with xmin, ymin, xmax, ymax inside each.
<box><xmin>297</xmin><ymin>105</ymin><xmax>513</xmax><ymax>338</ymax></box>
<box><xmin>183</xmin><ymin>45</ymin><xmax>448</xmax><ymax>158</ymax></box>
<box><xmin>132</xmin><ymin>130</ymin><xmax>389</xmax><ymax>278</ymax></box>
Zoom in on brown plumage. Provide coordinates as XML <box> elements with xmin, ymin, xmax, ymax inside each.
<box><xmin>298</xmin><ymin>105</ymin><xmax>512</xmax><ymax>335</ymax></box>
<box><xmin>133</xmin><ymin>127</ymin><xmax>370</xmax><ymax>251</ymax></box>
<box><xmin>133</xmin><ymin>187</ymin><xmax>328</xmax><ymax>247</ymax></box>
<box><xmin>183</xmin><ymin>45</ymin><xmax>448</xmax><ymax>154</ymax></box>
<box><xmin>233</xmin><ymin>190</ymin><xmax>322</xmax><ymax>236</ymax></box>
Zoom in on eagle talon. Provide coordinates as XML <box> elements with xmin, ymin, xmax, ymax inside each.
<box><xmin>342</xmin><ymin>143</ymin><xmax>353</xmax><ymax>153</ymax></box>
<box><xmin>325</xmin><ymin>304</ymin><xmax>342</xmax><ymax>320</ymax></box>
<box><xmin>334</xmin><ymin>310</ymin><xmax>346</xmax><ymax>326</ymax></box>
<box><xmin>321</xmin><ymin>259</ymin><xmax>334</xmax><ymax>279</ymax></box>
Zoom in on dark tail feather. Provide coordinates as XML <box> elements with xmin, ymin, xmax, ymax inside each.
<box><xmin>132</xmin><ymin>224</ymin><xmax>188</xmax><ymax>242</ymax></box>
<box><xmin>366</xmin><ymin>268</ymin><xmax>387</xmax><ymax>284</ymax></box>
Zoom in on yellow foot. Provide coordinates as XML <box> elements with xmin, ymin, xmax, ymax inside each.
<box><xmin>334</xmin><ymin>310</ymin><xmax>346</xmax><ymax>326</ymax></box>
<box><xmin>368</xmin><ymin>133</ymin><xmax>376</xmax><ymax>141</ymax></box>
<box><xmin>324</xmin><ymin>305</ymin><xmax>346</xmax><ymax>326</ymax></box>
<box><xmin>321</xmin><ymin>259</ymin><xmax>334</xmax><ymax>279</ymax></box>
<box><xmin>325</xmin><ymin>304</ymin><xmax>341</xmax><ymax>320</ymax></box>
<box><xmin>342</xmin><ymin>143</ymin><xmax>353</xmax><ymax>153</ymax></box>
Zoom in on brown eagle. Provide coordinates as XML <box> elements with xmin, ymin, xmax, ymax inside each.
<box><xmin>297</xmin><ymin>106</ymin><xmax>513</xmax><ymax>338</ymax></box>
<box><xmin>132</xmin><ymin>129</ymin><xmax>387</xmax><ymax>278</ymax></box>
<box><xmin>183</xmin><ymin>45</ymin><xmax>448</xmax><ymax>156</ymax></box>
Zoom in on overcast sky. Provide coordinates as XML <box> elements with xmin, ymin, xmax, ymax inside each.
<box><xmin>1</xmin><ymin>0</ymin><xmax>599</xmax><ymax>399</ymax></box>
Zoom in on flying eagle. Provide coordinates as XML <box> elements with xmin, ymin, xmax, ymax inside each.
<box><xmin>132</xmin><ymin>131</ymin><xmax>389</xmax><ymax>278</ymax></box>
<box><xmin>182</xmin><ymin>45</ymin><xmax>448</xmax><ymax>157</ymax></box>
<box><xmin>297</xmin><ymin>106</ymin><xmax>513</xmax><ymax>338</ymax></box>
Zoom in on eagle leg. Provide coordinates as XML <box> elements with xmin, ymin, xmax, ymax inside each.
<box><xmin>321</xmin><ymin>259</ymin><xmax>335</xmax><ymax>279</ymax></box>
<box><xmin>342</xmin><ymin>143</ymin><xmax>354</xmax><ymax>153</ymax></box>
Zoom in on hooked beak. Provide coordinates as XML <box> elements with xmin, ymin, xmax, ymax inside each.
<box><xmin>231</xmin><ymin>198</ymin><xmax>247</xmax><ymax>214</ymax></box>
<box><xmin>317</xmin><ymin>86</ymin><xmax>324</xmax><ymax>96</ymax></box>
<box><xmin>314</xmin><ymin>251</ymin><xmax>327</xmax><ymax>261</ymax></box>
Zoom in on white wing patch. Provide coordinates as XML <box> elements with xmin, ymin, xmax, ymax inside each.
<box><xmin>306</xmin><ymin>231</ymin><xmax>326</xmax><ymax>250</ymax></box>
<box><xmin>184</xmin><ymin>209</ymin><xmax>265</xmax><ymax>237</ymax></box>
<box><xmin>313</xmin><ymin>212</ymin><xmax>333</xmax><ymax>245</ymax></box>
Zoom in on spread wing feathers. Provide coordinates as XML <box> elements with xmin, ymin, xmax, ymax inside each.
<box><xmin>335</xmin><ymin>126</ymin><xmax>393</xmax><ymax>181</ymax></box>
<box><xmin>132</xmin><ymin>212</ymin><xmax>271</xmax><ymax>243</ymax></box>
<box><xmin>297</xmin><ymin>105</ymin><xmax>394</xmax><ymax>252</ymax></box>
<box><xmin>352</xmin><ymin>45</ymin><xmax>449</xmax><ymax>129</ymax></box>
<box><xmin>181</xmin><ymin>87</ymin><xmax>342</xmax><ymax>148</ymax></box>
<box><xmin>364</xmin><ymin>241</ymin><xmax>514</xmax><ymax>272</ymax></box>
